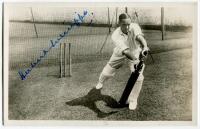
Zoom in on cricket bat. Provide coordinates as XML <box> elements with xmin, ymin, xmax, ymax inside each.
<box><xmin>118</xmin><ymin>50</ymin><xmax>148</xmax><ymax>106</ymax></box>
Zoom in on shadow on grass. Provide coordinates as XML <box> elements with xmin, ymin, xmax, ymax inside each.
<box><xmin>65</xmin><ymin>88</ymin><xmax>119</xmax><ymax>118</ymax></box>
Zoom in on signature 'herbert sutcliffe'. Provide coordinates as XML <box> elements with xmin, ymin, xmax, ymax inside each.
<box><xmin>18</xmin><ymin>10</ymin><xmax>92</xmax><ymax>80</ymax></box>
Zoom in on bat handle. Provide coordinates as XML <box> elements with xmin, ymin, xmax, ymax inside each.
<box><xmin>135</xmin><ymin>60</ymin><xmax>144</xmax><ymax>72</ymax></box>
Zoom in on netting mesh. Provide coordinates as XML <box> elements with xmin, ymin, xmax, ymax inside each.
<box><xmin>9</xmin><ymin>6</ymin><xmax>193</xmax><ymax>71</ymax></box>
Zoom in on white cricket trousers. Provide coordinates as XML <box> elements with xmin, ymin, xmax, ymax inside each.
<box><xmin>98</xmin><ymin>47</ymin><xmax>145</xmax><ymax>103</ymax></box>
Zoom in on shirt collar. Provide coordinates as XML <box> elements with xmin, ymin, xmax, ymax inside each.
<box><xmin>119</xmin><ymin>27</ymin><xmax>131</xmax><ymax>37</ymax></box>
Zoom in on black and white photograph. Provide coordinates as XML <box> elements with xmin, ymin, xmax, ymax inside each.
<box><xmin>2</xmin><ymin>1</ymin><xmax>198</xmax><ymax>126</ymax></box>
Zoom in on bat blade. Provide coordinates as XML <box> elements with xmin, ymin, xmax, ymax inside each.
<box><xmin>118</xmin><ymin>61</ymin><xmax>144</xmax><ymax>106</ymax></box>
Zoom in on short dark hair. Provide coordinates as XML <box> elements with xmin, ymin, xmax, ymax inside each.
<box><xmin>119</xmin><ymin>13</ymin><xmax>131</xmax><ymax>24</ymax></box>
<box><xmin>119</xmin><ymin>13</ymin><xmax>130</xmax><ymax>22</ymax></box>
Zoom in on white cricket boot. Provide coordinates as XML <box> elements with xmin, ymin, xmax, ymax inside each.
<box><xmin>95</xmin><ymin>82</ymin><xmax>103</xmax><ymax>89</ymax></box>
<box><xmin>129</xmin><ymin>100</ymin><xmax>137</xmax><ymax>110</ymax></box>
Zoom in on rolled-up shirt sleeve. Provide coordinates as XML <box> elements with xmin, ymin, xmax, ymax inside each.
<box><xmin>130</xmin><ymin>23</ymin><xmax>144</xmax><ymax>38</ymax></box>
<box><xmin>111</xmin><ymin>31</ymin><xmax>129</xmax><ymax>54</ymax></box>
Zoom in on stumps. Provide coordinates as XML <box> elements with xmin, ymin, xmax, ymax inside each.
<box><xmin>60</xmin><ymin>43</ymin><xmax>72</xmax><ymax>78</ymax></box>
<box><xmin>60</xmin><ymin>43</ymin><xmax>63</xmax><ymax>78</ymax></box>
<box><xmin>68</xmin><ymin>43</ymin><xmax>72</xmax><ymax>77</ymax></box>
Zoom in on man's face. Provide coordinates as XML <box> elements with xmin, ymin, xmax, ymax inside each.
<box><xmin>120</xmin><ymin>23</ymin><xmax>130</xmax><ymax>34</ymax></box>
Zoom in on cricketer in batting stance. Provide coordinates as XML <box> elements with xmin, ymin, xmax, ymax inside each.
<box><xmin>95</xmin><ymin>13</ymin><xmax>149</xmax><ymax>110</ymax></box>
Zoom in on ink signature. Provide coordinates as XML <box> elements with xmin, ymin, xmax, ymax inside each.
<box><xmin>18</xmin><ymin>10</ymin><xmax>93</xmax><ymax>80</ymax></box>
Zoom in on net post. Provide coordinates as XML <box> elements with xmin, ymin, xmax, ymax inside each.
<box><xmin>161</xmin><ymin>7</ymin><xmax>165</xmax><ymax>40</ymax></box>
<box><xmin>30</xmin><ymin>7</ymin><xmax>38</xmax><ymax>38</ymax></box>
<box><xmin>107</xmin><ymin>7</ymin><xmax>111</xmax><ymax>33</ymax></box>
<box><xmin>125</xmin><ymin>7</ymin><xmax>128</xmax><ymax>13</ymax></box>
<box><xmin>116</xmin><ymin>7</ymin><xmax>118</xmax><ymax>27</ymax></box>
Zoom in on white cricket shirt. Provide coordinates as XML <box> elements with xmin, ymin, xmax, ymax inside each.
<box><xmin>111</xmin><ymin>23</ymin><xmax>144</xmax><ymax>55</ymax></box>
